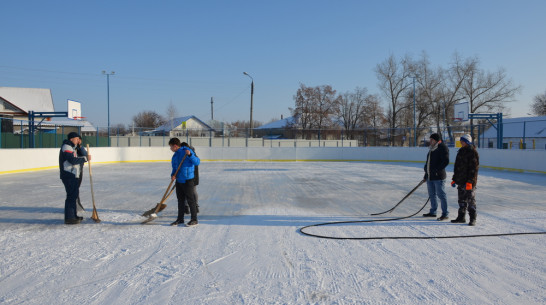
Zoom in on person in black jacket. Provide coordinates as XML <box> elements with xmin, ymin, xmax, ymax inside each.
<box><xmin>451</xmin><ymin>134</ymin><xmax>480</xmax><ymax>226</ymax></box>
<box><xmin>59</xmin><ymin>132</ymin><xmax>89</xmax><ymax>224</ymax></box>
<box><xmin>422</xmin><ymin>133</ymin><xmax>450</xmax><ymax>220</ymax></box>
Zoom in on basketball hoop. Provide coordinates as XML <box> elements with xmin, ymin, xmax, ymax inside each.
<box><xmin>72</xmin><ymin>116</ymin><xmax>86</xmax><ymax>121</ymax></box>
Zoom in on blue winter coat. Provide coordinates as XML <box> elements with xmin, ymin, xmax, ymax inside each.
<box><xmin>171</xmin><ymin>147</ymin><xmax>200</xmax><ymax>182</ymax></box>
<box><xmin>59</xmin><ymin>139</ymin><xmax>87</xmax><ymax>179</ymax></box>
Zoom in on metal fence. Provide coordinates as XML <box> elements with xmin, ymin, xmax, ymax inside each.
<box><xmin>1</xmin><ymin>117</ymin><xmax>545</xmax><ymax>150</ymax></box>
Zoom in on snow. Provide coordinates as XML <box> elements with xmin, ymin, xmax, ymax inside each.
<box><xmin>1</xmin><ymin>161</ymin><xmax>545</xmax><ymax>305</ymax></box>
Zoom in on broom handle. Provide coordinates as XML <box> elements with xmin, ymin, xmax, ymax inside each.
<box><xmin>154</xmin><ymin>152</ymin><xmax>187</xmax><ymax>213</ymax></box>
<box><xmin>86</xmin><ymin>144</ymin><xmax>97</xmax><ymax>210</ymax></box>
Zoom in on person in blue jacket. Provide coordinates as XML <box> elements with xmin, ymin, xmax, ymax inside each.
<box><xmin>168</xmin><ymin>138</ymin><xmax>200</xmax><ymax>227</ymax></box>
<box><xmin>59</xmin><ymin>132</ymin><xmax>89</xmax><ymax>224</ymax></box>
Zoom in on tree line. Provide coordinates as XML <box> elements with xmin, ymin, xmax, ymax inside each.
<box><xmin>289</xmin><ymin>52</ymin><xmax>527</xmax><ymax>144</ymax></box>
<box><xmin>127</xmin><ymin>51</ymin><xmax>545</xmax><ymax>141</ymax></box>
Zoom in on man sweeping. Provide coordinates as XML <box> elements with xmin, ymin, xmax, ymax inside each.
<box><xmin>168</xmin><ymin>138</ymin><xmax>200</xmax><ymax>227</ymax></box>
<box><xmin>59</xmin><ymin>132</ymin><xmax>89</xmax><ymax>224</ymax></box>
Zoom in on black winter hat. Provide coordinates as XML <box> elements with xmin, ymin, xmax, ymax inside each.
<box><xmin>429</xmin><ymin>133</ymin><xmax>441</xmax><ymax>142</ymax></box>
<box><xmin>67</xmin><ymin>132</ymin><xmax>81</xmax><ymax>140</ymax></box>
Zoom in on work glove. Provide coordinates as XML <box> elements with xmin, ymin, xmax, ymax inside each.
<box><xmin>451</xmin><ymin>181</ymin><xmax>456</xmax><ymax>188</ymax></box>
<box><xmin>465</xmin><ymin>183</ymin><xmax>472</xmax><ymax>190</ymax></box>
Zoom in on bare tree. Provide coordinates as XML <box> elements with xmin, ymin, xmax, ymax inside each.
<box><xmin>290</xmin><ymin>83</ymin><xmax>316</xmax><ymax>132</ymax></box>
<box><xmin>313</xmin><ymin>85</ymin><xmax>339</xmax><ymax>131</ymax></box>
<box><xmin>132</xmin><ymin>111</ymin><xmax>166</xmax><ymax>128</ymax></box>
<box><xmin>166</xmin><ymin>101</ymin><xmax>178</xmax><ymax>120</ymax></box>
<box><xmin>290</xmin><ymin>84</ymin><xmax>339</xmax><ymax>140</ymax></box>
<box><xmin>441</xmin><ymin>53</ymin><xmax>478</xmax><ymax>142</ymax></box>
<box><xmin>462</xmin><ymin>57</ymin><xmax>521</xmax><ymax>139</ymax></box>
<box><xmin>166</xmin><ymin>101</ymin><xmax>179</xmax><ymax>131</ymax></box>
<box><xmin>111</xmin><ymin>123</ymin><xmax>128</xmax><ymax>135</ymax></box>
<box><xmin>231</xmin><ymin>120</ymin><xmax>263</xmax><ymax>129</ymax></box>
<box><xmin>336</xmin><ymin>87</ymin><xmax>368</xmax><ymax>139</ymax></box>
<box><xmin>375</xmin><ymin>54</ymin><xmax>413</xmax><ymax>145</ymax></box>
<box><xmin>531</xmin><ymin>90</ymin><xmax>546</xmax><ymax>116</ymax></box>
<box><xmin>362</xmin><ymin>94</ymin><xmax>384</xmax><ymax>129</ymax></box>
<box><xmin>414</xmin><ymin>52</ymin><xmax>445</xmax><ymax>133</ymax></box>
<box><xmin>361</xmin><ymin>94</ymin><xmax>385</xmax><ymax>146</ymax></box>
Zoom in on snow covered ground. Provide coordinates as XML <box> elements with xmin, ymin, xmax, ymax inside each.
<box><xmin>0</xmin><ymin>161</ymin><xmax>545</xmax><ymax>305</ymax></box>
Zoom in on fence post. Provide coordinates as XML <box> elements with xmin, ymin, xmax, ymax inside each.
<box><xmin>523</xmin><ymin>121</ymin><xmax>526</xmax><ymax>149</ymax></box>
<box><xmin>20</xmin><ymin>120</ymin><xmax>23</xmax><ymax>148</ymax></box>
<box><xmin>61</xmin><ymin>126</ymin><xmax>65</xmax><ymax>148</ymax></box>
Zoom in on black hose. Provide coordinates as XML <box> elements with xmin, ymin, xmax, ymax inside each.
<box><xmin>298</xmin><ymin>198</ymin><xmax>546</xmax><ymax>240</ymax></box>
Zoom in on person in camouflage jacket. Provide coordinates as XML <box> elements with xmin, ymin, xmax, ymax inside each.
<box><xmin>451</xmin><ymin>134</ymin><xmax>480</xmax><ymax>226</ymax></box>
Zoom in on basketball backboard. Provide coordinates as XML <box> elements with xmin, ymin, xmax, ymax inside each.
<box><xmin>67</xmin><ymin>99</ymin><xmax>82</xmax><ymax>120</ymax></box>
<box><xmin>453</xmin><ymin>102</ymin><xmax>469</xmax><ymax>122</ymax></box>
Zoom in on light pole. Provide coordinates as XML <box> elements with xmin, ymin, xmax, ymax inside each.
<box><xmin>102</xmin><ymin>71</ymin><xmax>115</xmax><ymax>146</ymax></box>
<box><xmin>243</xmin><ymin>72</ymin><xmax>254</xmax><ymax>137</ymax></box>
<box><xmin>411</xmin><ymin>75</ymin><xmax>417</xmax><ymax>147</ymax></box>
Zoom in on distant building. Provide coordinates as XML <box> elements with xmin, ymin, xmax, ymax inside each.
<box><xmin>152</xmin><ymin>115</ymin><xmax>214</xmax><ymax>137</ymax></box>
<box><xmin>0</xmin><ymin>87</ymin><xmax>54</xmax><ymax>121</ymax></box>
<box><xmin>481</xmin><ymin>116</ymin><xmax>546</xmax><ymax>149</ymax></box>
<box><xmin>0</xmin><ymin>87</ymin><xmax>96</xmax><ymax>136</ymax></box>
<box><xmin>255</xmin><ymin>116</ymin><xmax>296</xmax><ymax>139</ymax></box>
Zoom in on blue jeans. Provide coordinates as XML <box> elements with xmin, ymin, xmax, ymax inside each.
<box><xmin>427</xmin><ymin>180</ymin><xmax>449</xmax><ymax>217</ymax></box>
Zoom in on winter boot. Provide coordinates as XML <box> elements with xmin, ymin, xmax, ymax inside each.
<box><xmin>468</xmin><ymin>210</ymin><xmax>476</xmax><ymax>226</ymax></box>
<box><xmin>451</xmin><ymin>208</ymin><xmax>467</xmax><ymax>223</ymax></box>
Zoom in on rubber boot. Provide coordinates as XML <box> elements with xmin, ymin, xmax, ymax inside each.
<box><xmin>468</xmin><ymin>210</ymin><xmax>476</xmax><ymax>226</ymax></box>
<box><xmin>451</xmin><ymin>207</ymin><xmax>467</xmax><ymax>223</ymax></box>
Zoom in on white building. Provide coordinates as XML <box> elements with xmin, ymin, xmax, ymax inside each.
<box><xmin>0</xmin><ymin>87</ymin><xmax>54</xmax><ymax>121</ymax></box>
<box><xmin>153</xmin><ymin>115</ymin><xmax>214</xmax><ymax>137</ymax></box>
<box><xmin>481</xmin><ymin>116</ymin><xmax>546</xmax><ymax>149</ymax></box>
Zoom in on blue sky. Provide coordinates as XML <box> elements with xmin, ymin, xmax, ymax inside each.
<box><xmin>1</xmin><ymin>0</ymin><xmax>545</xmax><ymax>127</ymax></box>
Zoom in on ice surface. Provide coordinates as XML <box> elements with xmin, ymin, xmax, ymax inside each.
<box><xmin>0</xmin><ymin>161</ymin><xmax>545</xmax><ymax>304</ymax></box>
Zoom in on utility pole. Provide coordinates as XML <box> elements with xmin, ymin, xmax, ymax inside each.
<box><xmin>102</xmin><ymin>71</ymin><xmax>115</xmax><ymax>147</ymax></box>
<box><xmin>243</xmin><ymin>72</ymin><xmax>254</xmax><ymax>137</ymax></box>
<box><xmin>211</xmin><ymin>97</ymin><xmax>214</xmax><ymax>121</ymax></box>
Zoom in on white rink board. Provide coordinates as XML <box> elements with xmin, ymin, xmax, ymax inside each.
<box><xmin>1</xmin><ymin>146</ymin><xmax>545</xmax><ymax>174</ymax></box>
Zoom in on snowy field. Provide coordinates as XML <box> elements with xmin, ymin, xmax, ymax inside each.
<box><xmin>0</xmin><ymin>161</ymin><xmax>545</xmax><ymax>305</ymax></box>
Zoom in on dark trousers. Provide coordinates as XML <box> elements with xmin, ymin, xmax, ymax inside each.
<box><xmin>175</xmin><ymin>179</ymin><xmax>197</xmax><ymax>222</ymax></box>
<box><xmin>61</xmin><ymin>177</ymin><xmax>80</xmax><ymax>220</ymax></box>
<box><xmin>457</xmin><ymin>187</ymin><xmax>476</xmax><ymax>213</ymax></box>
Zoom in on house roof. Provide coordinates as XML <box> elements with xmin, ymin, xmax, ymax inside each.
<box><xmin>0</xmin><ymin>87</ymin><xmax>55</xmax><ymax>113</ymax></box>
<box><xmin>256</xmin><ymin>116</ymin><xmax>296</xmax><ymax>129</ymax></box>
<box><xmin>482</xmin><ymin>116</ymin><xmax>546</xmax><ymax>138</ymax></box>
<box><xmin>155</xmin><ymin>115</ymin><xmax>212</xmax><ymax>132</ymax></box>
<box><xmin>49</xmin><ymin>118</ymin><xmax>97</xmax><ymax>132</ymax></box>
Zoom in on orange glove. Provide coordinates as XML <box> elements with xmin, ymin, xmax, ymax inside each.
<box><xmin>465</xmin><ymin>183</ymin><xmax>472</xmax><ymax>190</ymax></box>
<box><xmin>451</xmin><ymin>181</ymin><xmax>456</xmax><ymax>188</ymax></box>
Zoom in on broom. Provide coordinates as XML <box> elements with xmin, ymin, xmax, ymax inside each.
<box><xmin>86</xmin><ymin>144</ymin><xmax>101</xmax><ymax>223</ymax></box>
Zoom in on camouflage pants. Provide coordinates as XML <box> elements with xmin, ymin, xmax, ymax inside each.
<box><xmin>457</xmin><ymin>187</ymin><xmax>476</xmax><ymax>213</ymax></box>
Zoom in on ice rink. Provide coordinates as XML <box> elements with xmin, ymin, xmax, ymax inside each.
<box><xmin>1</xmin><ymin>161</ymin><xmax>545</xmax><ymax>304</ymax></box>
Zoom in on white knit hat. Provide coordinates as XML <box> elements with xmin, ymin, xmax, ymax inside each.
<box><xmin>460</xmin><ymin>134</ymin><xmax>472</xmax><ymax>145</ymax></box>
